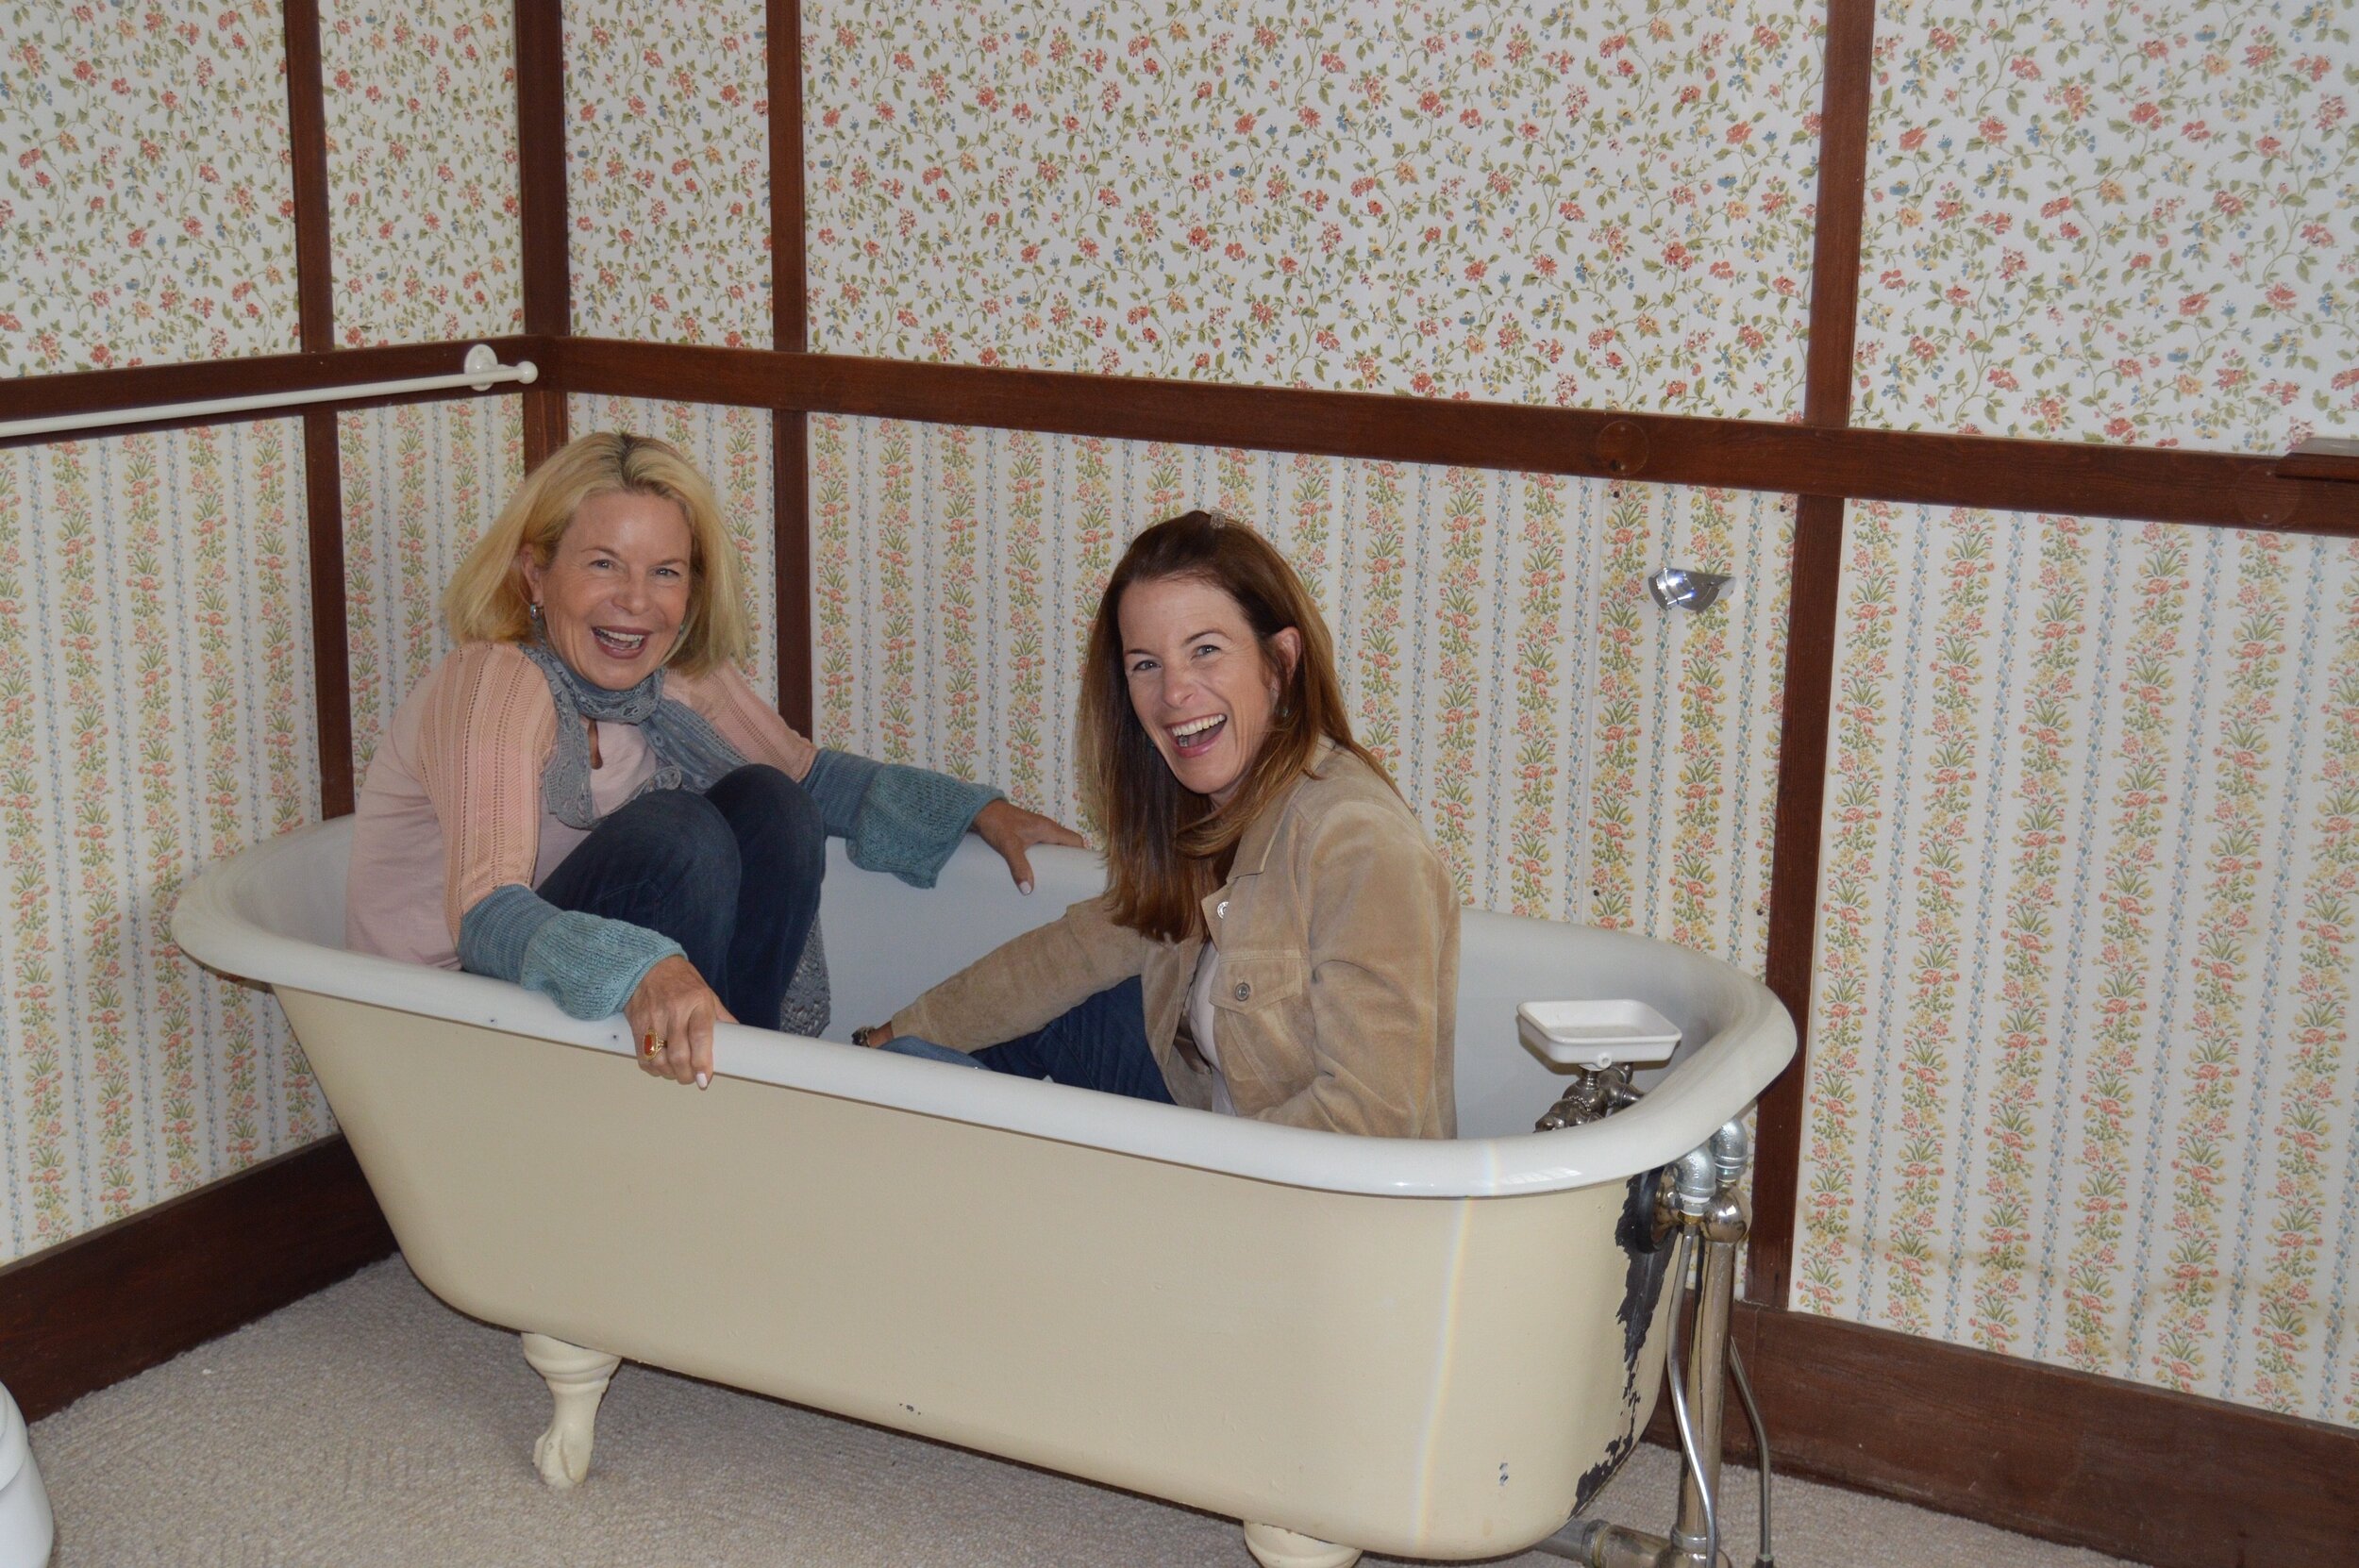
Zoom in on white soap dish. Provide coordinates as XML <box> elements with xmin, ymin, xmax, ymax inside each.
<box><xmin>1516</xmin><ymin>999</ymin><xmax>1681</xmax><ymax>1071</ymax></box>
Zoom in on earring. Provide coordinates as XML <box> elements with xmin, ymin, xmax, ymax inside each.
<box><xmin>528</xmin><ymin>601</ymin><xmax>544</xmax><ymax>629</ymax></box>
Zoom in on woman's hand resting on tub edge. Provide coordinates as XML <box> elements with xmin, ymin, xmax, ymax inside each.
<box><xmin>630</xmin><ymin>954</ymin><xmax>736</xmax><ymax>1089</ymax></box>
<box><xmin>971</xmin><ymin>798</ymin><xmax>1086</xmax><ymax>895</ymax></box>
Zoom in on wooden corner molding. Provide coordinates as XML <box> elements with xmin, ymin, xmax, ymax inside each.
<box><xmin>516</xmin><ymin>1</ymin><xmax>572</xmax><ymax>470</ymax></box>
<box><xmin>0</xmin><ymin>1137</ymin><xmax>394</xmax><ymax>1422</ymax></box>
<box><xmin>1742</xmin><ymin>494</ymin><xmax>1844</xmax><ymax>1306</ymax></box>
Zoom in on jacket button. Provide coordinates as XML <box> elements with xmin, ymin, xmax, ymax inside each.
<box><xmin>1233</xmin><ymin>981</ymin><xmax>1252</xmax><ymax>1001</ymax></box>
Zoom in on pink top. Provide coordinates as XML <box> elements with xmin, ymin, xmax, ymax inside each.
<box><xmin>345</xmin><ymin>641</ymin><xmax>818</xmax><ymax>969</ymax></box>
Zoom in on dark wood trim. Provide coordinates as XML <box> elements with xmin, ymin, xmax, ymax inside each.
<box><xmin>0</xmin><ymin>1136</ymin><xmax>394</xmax><ymax>1421</ymax></box>
<box><xmin>280</xmin><ymin>0</ymin><xmax>353</xmax><ymax>823</ymax></box>
<box><xmin>546</xmin><ymin>340</ymin><xmax>2359</xmax><ymax>536</ymax></box>
<box><xmin>302</xmin><ymin>408</ymin><xmax>355</xmax><ymax>818</ymax></box>
<box><xmin>770</xmin><ymin>0</ymin><xmax>805</xmax><ymax>356</ymax></box>
<box><xmin>0</xmin><ymin>339</ymin><xmax>549</xmax><ymax>450</ymax></box>
<box><xmin>2279</xmin><ymin>436</ymin><xmax>2359</xmax><ymax>482</ymax></box>
<box><xmin>516</xmin><ymin>0</ymin><xmax>571</xmax><ymax>470</ymax></box>
<box><xmin>519</xmin><ymin>390</ymin><xmax>571</xmax><ymax>474</ymax></box>
<box><xmin>1740</xmin><ymin>0</ymin><xmax>1878</xmax><ymax>1308</ymax></box>
<box><xmin>774</xmin><ymin>410</ymin><xmax>812</xmax><ymax>731</ymax></box>
<box><xmin>1799</xmin><ymin>0</ymin><xmax>1876</xmax><ymax>427</ymax></box>
<box><xmin>515</xmin><ymin>4</ymin><xmax>569</xmax><ymax>342</ymax></box>
<box><xmin>280</xmin><ymin>0</ymin><xmax>336</xmax><ymax>352</ymax></box>
<box><xmin>1641</xmin><ymin>1301</ymin><xmax>2359</xmax><ymax>1568</ymax></box>
<box><xmin>1743</xmin><ymin>496</ymin><xmax>1843</xmax><ymax>1305</ymax></box>
<box><xmin>768</xmin><ymin>2</ymin><xmax>811</xmax><ymax>727</ymax></box>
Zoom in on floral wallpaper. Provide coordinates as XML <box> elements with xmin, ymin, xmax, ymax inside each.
<box><xmin>566</xmin><ymin>0</ymin><xmax>773</xmax><ymax>347</ymax></box>
<box><xmin>568</xmin><ymin>394</ymin><xmax>778</xmax><ymax>699</ymax></box>
<box><xmin>801</xmin><ymin>1</ymin><xmax>1823</xmax><ymax>416</ymax></box>
<box><xmin>1852</xmin><ymin>0</ymin><xmax>2358</xmax><ymax>452</ymax></box>
<box><xmin>1798</xmin><ymin>502</ymin><xmax>2359</xmax><ymax>1428</ymax></box>
<box><xmin>320</xmin><ymin>0</ymin><xmax>524</xmax><ymax>347</ymax></box>
<box><xmin>340</xmin><ymin>395</ymin><xmax>525</xmax><ymax>774</ymax></box>
<box><xmin>0</xmin><ymin>420</ymin><xmax>324</xmax><ymax>1265</ymax></box>
<box><xmin>0</xmin><ymin>0</ymin><xmax>301</xmax><ymax>374</ymax></box>
<box><xmin>810</xmin><ymin>415</ymin><xmax>1794</xmax><ymax>966</ymax></box>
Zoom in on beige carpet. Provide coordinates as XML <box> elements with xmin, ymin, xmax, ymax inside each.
<box><xmin>29</xmin><ymin>1260</ymin><xmax>2133</xmax><ymax>1567</ymax></box>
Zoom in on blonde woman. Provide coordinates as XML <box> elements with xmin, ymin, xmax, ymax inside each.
<box><xmin>860</xmin><ymin>511</ymin><xmax>1459</xmax><ymax>1137</ymax></box>
<box><xmin>346</xmin><ymin>432</ymin><xmax>1079</xmax><ymax>1088</ymax></box>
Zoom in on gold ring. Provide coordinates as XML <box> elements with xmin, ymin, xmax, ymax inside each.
<box><xmin>644</xmin><ymin>1033</ymin><xmax>665</xmax><ymax>1059</ymax></box>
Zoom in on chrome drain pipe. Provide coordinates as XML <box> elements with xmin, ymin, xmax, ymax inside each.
<box><xmin>1727</xmin><ymin>1340</ymin><xmax>1775</xmax><ymax>1568</ymax></box>
<box><xmin>1669</xmin><ymin>1223</ymin><xmax>1733</xmax><ymax>1568</ymax></box>
<box><xmin>1542</xmin><ymin>1121</ymin><xmax>1767</xmax><ymax>1568</ymax></box>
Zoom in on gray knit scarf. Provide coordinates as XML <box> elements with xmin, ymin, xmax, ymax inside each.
<box><xmin>518</xmin><ymin>639</ymin><xmax>747</xmax><ymax>829</ymax></box>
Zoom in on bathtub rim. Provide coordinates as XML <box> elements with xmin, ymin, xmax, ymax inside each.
<box><xmin>175</xmin><ymin>820</ymin><xmax>1796</xmax><ymax>1202</ymax></box>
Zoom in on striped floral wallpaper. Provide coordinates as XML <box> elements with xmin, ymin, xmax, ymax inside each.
<box><xmin>339</xmin><ymin>397</ymin><xmax>525</xmax><ymax>774</ymax></box>
<box><xmin>0</xmin><ymin>420</ymin><xmax>323</xmax><ymax>1265</ymax></box>
<box><xmin>809</xmin><ymin>415</ymin><xmax>1795</xmax><ymax>965</ymax></box>
<box><xmin>321</xmin><ymin>1</ymin><xmax>525</xmax><ymax>348</ymax></box>
<box><xmin>801</xmin><ymin>1</ymin><xmax>1824</xmax><ymax>417</ymax></box>
<box><xmin>1799</xmin><ymin>503</ymin><xmax>2359</xmax><ymax>1427</ymax></box>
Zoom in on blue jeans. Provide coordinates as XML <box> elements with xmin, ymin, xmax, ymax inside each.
<box><xmin>884</xmin><ymin>976</ymin><xmax>1177</xmax><ymax>1104</ymax></box>
<box><xmin>538</xmin><ymin>764</ymin><xmax>825</xmax><ymax>1028</ymax></box>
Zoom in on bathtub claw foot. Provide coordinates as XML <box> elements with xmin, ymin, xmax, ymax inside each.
<box><xmin>1242</xmin><ymin>1522</ymin><xmax>1362</xmax><ymax>1568</ymax></box>
<box><xmin>520</xmin><ymin>1332</ymin><xmax>621</xmax><ymax>1489</ymax></box>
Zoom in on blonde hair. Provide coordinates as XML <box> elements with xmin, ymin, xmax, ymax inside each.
<box><xmin>442</xmin><ymin>431</ymin><xmax>750</xmax><ymax>676</ymax></box>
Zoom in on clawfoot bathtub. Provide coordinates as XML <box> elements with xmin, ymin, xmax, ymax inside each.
<box><xmin>174</xmin><ymin>821</ymin><xmax>1792</xmax><ymax>1565</ymax></box>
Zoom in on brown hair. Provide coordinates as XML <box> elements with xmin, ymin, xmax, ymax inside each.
<box><xmin>442</xmin><ymin>430</ymin><xmax>750</xmax><ymax>676</ymax></box>
<box><xmin>1079</xmin><ymin>510</ymin><xmax>1392</xmax><ymax>942</ymax></box>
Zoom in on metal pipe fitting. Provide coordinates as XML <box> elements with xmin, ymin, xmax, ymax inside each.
<box><xmin>1671</xmin><ymin>1147</ymin><xmax>1718</xmax><ymax>1219</ymax></box>
<box><xmin>1535</xmin><ymin>1517</ymin><xmax>1685</xmax><ymax>1567</ymax></box>
<box><xmin>1709</xmin><ymin>1119</ymin><xmax>1749</xmax><ymax>1190</ymax></box>
<box><xmin>1534</xmin><ymin>1064</ymin><xmax>1639</xmax><ymax>1131</ymax></box>
<box><xmin>1699</xmin><ymin>1189</ymin><xmax>1749</xmax><ymax>1246</ymax></box>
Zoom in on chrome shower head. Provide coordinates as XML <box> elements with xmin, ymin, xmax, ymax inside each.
<box><xmin>1647</xmin><ymin>567</ymin><xmax>1733</xmax><ymax>612</ymax></box>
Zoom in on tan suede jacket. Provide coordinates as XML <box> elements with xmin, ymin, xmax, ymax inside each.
<box><xmin>892</xmin><ymin>741</ymin><xmax>1459</xmax><ymax>1137</ymax></box>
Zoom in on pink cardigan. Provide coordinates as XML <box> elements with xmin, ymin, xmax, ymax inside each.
<box><xmin>345</xmin><ymin>641</ymin><xmax>817</xmax><ymax>970</ymax></box>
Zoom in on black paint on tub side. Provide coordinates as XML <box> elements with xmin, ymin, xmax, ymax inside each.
<box><xmin>1572</xmin><ymin>1166</ymin><xmax>1673</xmax><ymax>1512</ymax></box>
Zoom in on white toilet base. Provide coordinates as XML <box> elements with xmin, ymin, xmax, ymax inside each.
<box><xmin>0</xmin><ymin>1383</ymin><xmax>54</xmax><ymax>1568</ymax></box>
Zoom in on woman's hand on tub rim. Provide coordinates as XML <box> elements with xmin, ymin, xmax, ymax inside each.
<box><xmin>851</xmin><ymin>1019</ymin><xmax>895</xmax><ymax>1048</ymax></box>
<box><xmin>627</xmin><ymin>954</ymin><xmax>736</xmax><ymax>1089</ymax></box>
<box><xmin>972</xmin><ymin>798</ymin><xmax>1085</xmax><ymax>895</ymax></box>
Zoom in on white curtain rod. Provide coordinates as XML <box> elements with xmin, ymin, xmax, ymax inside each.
<box><xmin>0</xmin><ymin>342</ymin><xmax>538</xmax><ymax>442</ymax></box>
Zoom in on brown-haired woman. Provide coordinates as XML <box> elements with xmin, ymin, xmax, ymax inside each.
<box><xmin>858</xmin><ymin>510</ymin><xmax>1458</xmax><ymax>1138</ymax></box>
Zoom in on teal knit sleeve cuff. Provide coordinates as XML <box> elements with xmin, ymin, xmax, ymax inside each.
<box><xmin>801</xmin><ymin>749</ymin><xmax>877</xmax><ymax>840</ymax></box>
<box><xmin>852</xmin><ymin>762</ymin><xmax>1002</xmax><ymax>888</ymax></box>
<box><xmin>804</xmin><ymin>749</ymin><xmax>1003</xmax><ymax>890</ymax></box>
<box><xmin>457</xmin><ymin>883</ymin><xmax>682</xmax><ymax>1021</ymax></box>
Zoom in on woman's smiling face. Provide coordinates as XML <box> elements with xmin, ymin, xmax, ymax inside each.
<box><xmin>520</xmin><ymin>490</ymin><xmax>694</xmax><ymax>690</ymax></box>
<box><xmin>1119</xmin><ymin>575</ymin><xmax>1300</xmax><ymax>807</ymax></box>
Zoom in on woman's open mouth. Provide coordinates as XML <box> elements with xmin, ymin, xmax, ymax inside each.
<box><xmin>1168</xmin><ymin>713</ymin><xmax>1226</xmax><ymax>758</ymax></box>
<box><xmin>592</xmin><ymin>627</ymin><xmax>649</xmax><ymax>658</ymax></box>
